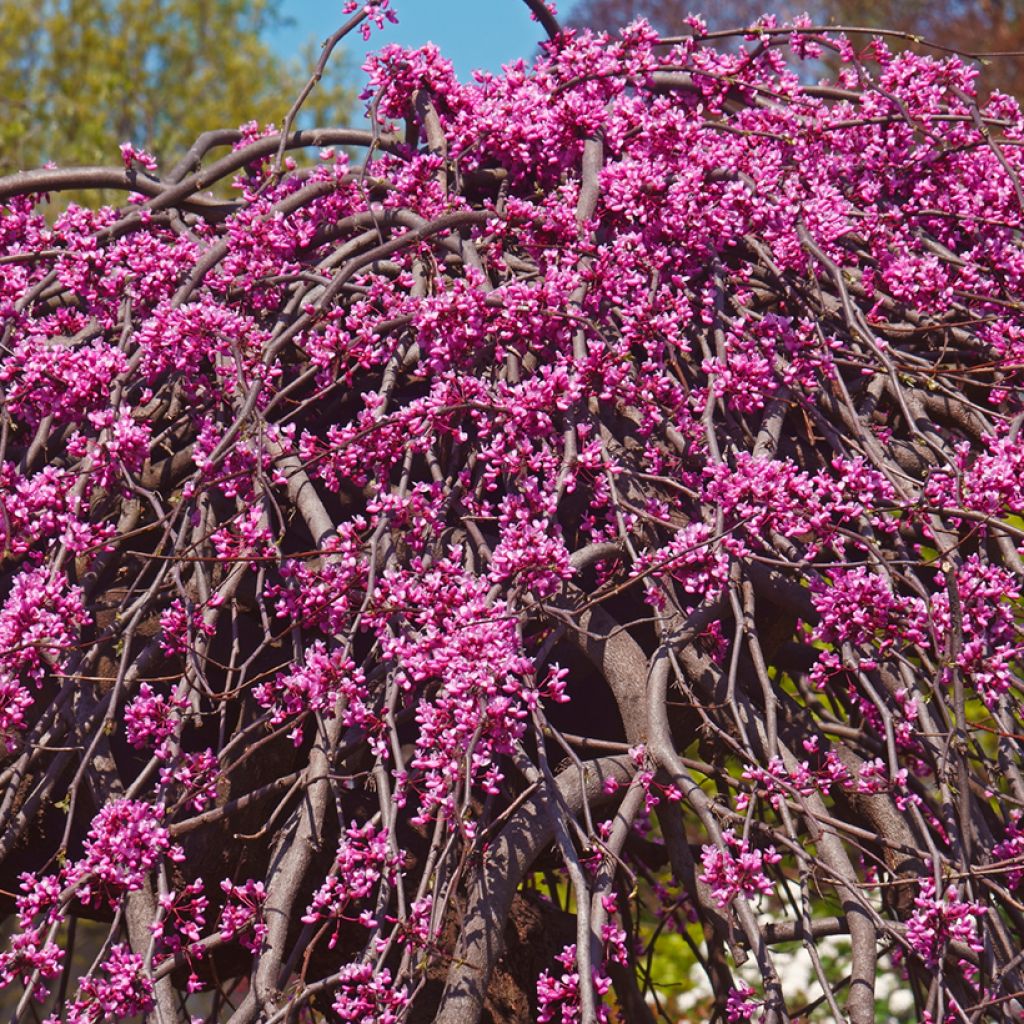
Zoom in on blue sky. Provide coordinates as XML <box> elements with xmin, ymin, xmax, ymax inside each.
<box><xmin>271</xmin><ymin>1</ymin><xmax>551</xmax><ymax>84</ymax></box>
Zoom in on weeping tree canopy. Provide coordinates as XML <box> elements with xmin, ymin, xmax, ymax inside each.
<box><xmin>4</xmin><ymin>3</ymin><xmax>1024</xmax><ymax>1022</ymax></box>
<box><xmin>567</xmin><ymin>0</ymin><xmax>1024</xmax><ymax>99</ymax></box>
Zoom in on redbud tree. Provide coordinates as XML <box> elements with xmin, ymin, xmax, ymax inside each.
<box><xmin>1</xmin><ymin>2</ymin><xmax>1024</xmax><ymax>1022</ymax></box>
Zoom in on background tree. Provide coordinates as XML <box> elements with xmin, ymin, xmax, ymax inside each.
<box><xmin>567</xmin><ymin>0</ymin><xmax>1024</xmax><ymax>98</ymax></box>
<box><xmin>0</xmin><ymin>0</ymin><xmax>353</xmax><ymax>175</ymax></box>
<box><xmin>4</xmin><ymin>3</ymin><xmax>1024</xmax><ymax>1024</ymax></box>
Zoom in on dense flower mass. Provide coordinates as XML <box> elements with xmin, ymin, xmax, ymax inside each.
<box><xmin>700</xmin><ymin>830</ymin><xmax>782</xmax><ymax>908</ymax></box>
<box><xmin>905</xmin><ymin>875</ymin><xmax>986</xmax><ymax>969</ymax></box>
<box><xmin>3</xmin><ymin>3</ymin><xmax>1024</xmax><ymax>1022</ymax></box>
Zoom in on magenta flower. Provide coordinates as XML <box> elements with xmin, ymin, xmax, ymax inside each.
<box><xmin>906</xmin><ymin>876</ymin><xmax>985</xmax><ymax>968</ymax></box>
<box><xmin>700</xmin><ymin>830</ymin><xmax>782</xmax><ymax>908</ymax></box>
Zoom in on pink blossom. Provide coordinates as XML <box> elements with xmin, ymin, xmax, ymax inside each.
<box><xmin>906</xmin><ymin>876</ymin><xmax>985</xmax><ymax>968</ymax></box>
<box><xmin>67</xmin><ymin>945</ymin><xmax>154</xmax><ymax>1023</ymax></box>
<box><xmin>69</xmin><ymin>800</ymin><xmax>183</xmax><ymax>905</ymax></box>
<box><xmin>700</xmin><ymin>830</ymin><xmax>782</xmax><ymax>908</ymax></box>
<box><xmin>219</xmin><ymin>879</ymin><xmax>268</xmax><ymax>952</ymax></box>
<box><xmin>301</xmin><ymin>823</ymin><xmax>402</xmax><ymax>947</ymax></box>
<box><xmin>726</xmin><ymin>982</ymin><xmax>764</xmax><ymax>1022</ymax></box>
<box><xmin>330</xmin><ymin>962</ymin><xmax>409</xmax><ymax>1022</ymax></box>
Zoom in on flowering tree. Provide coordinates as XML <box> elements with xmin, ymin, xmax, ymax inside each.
<box><xmin>566</xmin><ymin>0</ymin><xmax>1024</xmax><ymax>99</ymax></box>
<box><xmin>3</xmin><ymin>2</ymin><xmax>1024</xmax><ymax>1022</ymax></box>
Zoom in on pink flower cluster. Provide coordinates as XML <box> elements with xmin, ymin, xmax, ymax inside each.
<box><xmin>154</xmin><ymin>879</ymin><xmax>208</xmax><ymax>989</ymax></box>
<box><xmin>124</xmin><ymin>682</ymin><xmax>189</xmax><ymax>752</ymax></box>
<box><xmin>726</xmin><ymin>982</ymin><xmax>765</xmax><ymax>1022</ymax></box>
<box><xmin>0</xmin><ymin>568</ymin><xmax>87</xmax><ymax>745</ymax></box>
<box><xmin>932</xmin><ymin>556</ymin><xmax>1022</xmax><ymax>707</ymax></box>
<box><xmin>490</xmin><ymin>496</ymin><xmax>574</xmax><ymax>598</ymax></box>
<box><xmin>218</xmin><ymin>879</ymin><xmax>268</xmax><ymax>953</ymax></box>
<box><xmin>537</xmin><ymin>944</ymin><xmax>614</xmax><ymax>1024</ymax></box>
<box><xmin>254</xmin><ymin>641</ymin><xmax>369</xmax><ymax>741</ymax></box>
<box><xmin>700</xmin><ymin>829</ymin><xmax>782</xmax><ymax>908</ymax></box>
<box><xmin>906</xmin><ymin>876</ymin><xmax>985</xmax><ymax>968</ymax></box>
<box><xmin>69</xmin><ymin>800</ymin><xmax>184</xmax><ymax>906</ymax></box>
<box><xmin>0</xmin><ymin>926</ymin><xmax>63</xmax><ymax>999</ymax></box>
<box><xmin>329</xmin><ymin>962</ymin><xmax>409</xmax><ymax>1022</ymax></box>
<box><xmin>994</xmin><ymin>813</ymin><xmax>1024</xmax><ymax>890</ymax></box>
<box><xmin>369</xmin><ymin>552</ymin><xmax>535</xmax><ymax>823</ymax></box>
<box><xmin>808</xmin><ymin>566</ymin><xmax>928</xmax><ymax>688</ymax></box>
<box><xmin>302</xmin><ymin>822</ymin><xmax>403</xmax><ymax>945</ymax></box>
<box><xmin>65</xmin><ymin>945</ymin><xmax>154</xmax><ymax>1024</ymax></box>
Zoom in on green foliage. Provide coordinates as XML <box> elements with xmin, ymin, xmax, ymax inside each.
<box><xmin>0</xmin><ymin>0</ymin><xmax>354</xmax><ymax>175</ymax></box>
